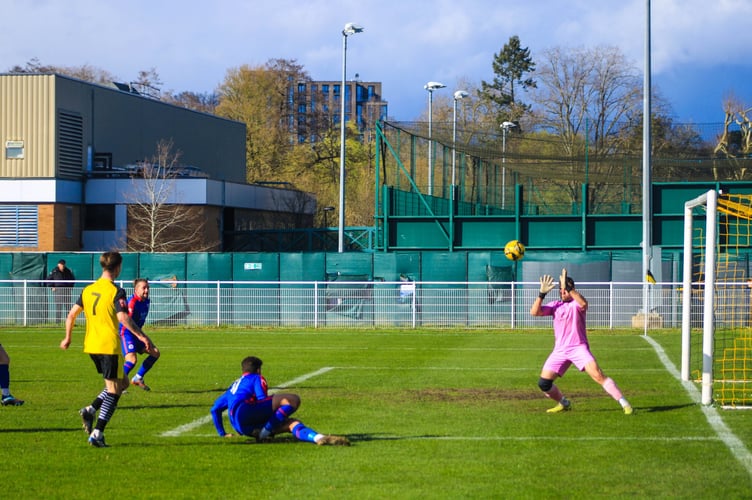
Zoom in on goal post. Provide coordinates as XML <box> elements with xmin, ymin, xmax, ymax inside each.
<box><xmin>682</xmin><ymin>189</ymin><xmax>752</xmax><ymax>408</ymax></box>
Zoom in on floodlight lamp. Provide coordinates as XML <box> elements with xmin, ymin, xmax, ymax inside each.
<box><xmin>454</xmin><ymin>90</ymin><xmax>469</xmax><ymax>100</ymax></box>
<box><xmin>501</xmin><ymin>121</ymin><xmax>517</xmax><ymax>129</ymax></box>
<box><xmin>343</xmin><ymin>23</ymin><xmax>364</xmax><ymax>36</ymax></box>
<box><xmin>424</xmin><ymin>81</ymin><xmax>446</xmax><ymax>91</ymax></box>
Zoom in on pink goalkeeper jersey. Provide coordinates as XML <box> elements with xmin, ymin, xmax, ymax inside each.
<box><xmin>541</xmin><ymin>299</ymin><xmax>589</xmax><ymax>349</ymax></box>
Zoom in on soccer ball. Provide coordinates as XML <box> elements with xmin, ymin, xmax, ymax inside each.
<box><xmin>504</xmin><ymin>240</ymin><xmax>525</xmax><ymax>261</ymax></box>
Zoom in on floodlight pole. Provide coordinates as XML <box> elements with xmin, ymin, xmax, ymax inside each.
<box><xmin>642</xmin><ymin>0</ymin><xmax>653</xmax><ymax>329</ymax></box>
<box><xmin>338</xmin><ymin>22</ymin><xmax>363</xmax><ymax>253</ymax></box>
<box><xmin>501</xmin><ymin>121</ymin><xmax>517</xmax><ymax>210</ymax></box>
<box><xmin>452</xmin><ymin>90</ymin><xmax>468</xmax><ymax>189</ymax></box>
<box><xmin>424</xmin><ymin>81</ymin><xmax>445</xmax><ymax>196</ymax></box>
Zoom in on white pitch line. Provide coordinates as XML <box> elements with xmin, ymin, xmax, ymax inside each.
<box><xmin>160</xmin><ymin>367</ymin><xmax>335</xmax><ymax>437</ymax></box>
<box><xmin>643</xmin><ymin>335</ymin><xmax>752</xmax><ymax>479</ymax></box>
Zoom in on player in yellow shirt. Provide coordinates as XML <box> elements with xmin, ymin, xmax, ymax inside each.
<box><xmin>60</xmin><ymin>251</ymin><xmax>153</xmax><ymax>447</ymax></box>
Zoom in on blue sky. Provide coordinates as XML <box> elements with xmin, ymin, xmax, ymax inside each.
<box><xmin>4</xmin><ymin>0</ymin><xmax>751</xmax><ymax>128</ymax></box>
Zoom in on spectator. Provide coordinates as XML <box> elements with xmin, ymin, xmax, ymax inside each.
<box><xmin>47</xmin><ymin>259</ymin><xmax>75</xmax><ymax>323</ymax></box>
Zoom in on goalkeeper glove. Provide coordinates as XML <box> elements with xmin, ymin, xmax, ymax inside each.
<box><xmin>539</xmin><ymin>275</ymin><xmax>555</xmax><ymax>299</ymax></box>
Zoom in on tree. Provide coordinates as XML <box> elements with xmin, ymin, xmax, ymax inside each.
<box><xmin>125</xmin><ymin>140</ymin><xmax>219</xmax><ymax>252</ymax></box>
<box><xmin>215</xmin><ymin>58</ymin><xmax>310</xmax><ymax>183</ymax></box>
<box><xmin>8</xmin><ymin>58</ymin><xmax>118</xmax><ymax>85</ymax></box>
<box><xmin>163</xmin><ymin>91</ymin><xmax>219</xmax><ymax>114</ymax></box>
<box><xmin>479</xmin><ymin>35</ymin><xmax>537</xmax><ymax>123</ymax></box>
<box><xmin>130</xmin><ymin>67</ymin><xmax>162</xmax><ymax>98</ymax></box>
<box><xmin>531</xmin><ymin>45</ymin><xmax>642</xmax><ymax>211</ymax></box>
<box><xmin>713</xmin><ymin>95</ymin><xmax>752</xmax><ymax>180</ymax></box>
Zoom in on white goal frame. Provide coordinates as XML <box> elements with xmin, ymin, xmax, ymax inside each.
<box><xmin>681</xmin><ymin>189</ymin><xmax>716</xmax><ymax>405</ymax></box>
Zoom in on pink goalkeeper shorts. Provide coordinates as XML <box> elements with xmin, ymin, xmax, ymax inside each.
<box><xmin>542</xmin><ymin>344</ymin><xmax>595</xmax><ymax>377</ymax></box>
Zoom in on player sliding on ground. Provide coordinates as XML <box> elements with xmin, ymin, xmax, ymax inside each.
<box><xmin>531</xmin><ymin>268</ymin><xmax>633</xmax><ymax>415</ymax></box>
<box><xmin>211</xmin><ymin>356</ymin><xmax>350</xmax><ymax>446</ymax></box>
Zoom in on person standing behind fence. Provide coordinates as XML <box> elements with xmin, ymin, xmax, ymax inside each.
<box><xmin>530</xmin><ymin>268</ymin><xmax>633</xmax><ymax>415</ymax></box>
<box><xmin>46</xmin><ymin>259</ymin><xmax>75</xmax><ymax>323</ymax></box>
<box><xmin>120</xmin><ymin>278</ymin><xmax>160</xmax><ymax>390</ymax></box>
<box><xmin>60</xmin><ymin>251</ymin><xmax>153</xmax><ymax>447</ymax></box>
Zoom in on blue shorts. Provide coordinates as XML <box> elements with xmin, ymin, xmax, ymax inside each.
<box><xmin>121</xmin><ymin>331</ymin><xmax>146</xmax><ymax>356</ymax></box>
<box><xmin>230</xmin><ymin>398</ymin><xmax>274</xmax><ymax>436</ymax></box>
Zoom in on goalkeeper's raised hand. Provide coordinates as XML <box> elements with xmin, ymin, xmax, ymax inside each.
<box><xmin>559</xmin><ymin>268</ymin><xmax>568</xmax><ymax>291</ymax></box>
<box><xmin>539</xmin><ymin>275</ymin><xmax>555</xmax><ymax>296</ymax></box>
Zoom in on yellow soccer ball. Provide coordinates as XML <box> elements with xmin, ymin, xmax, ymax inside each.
<box><xmin>504</xmin><ymin>240</ymin><xmax>525</xmax><ymax>261</ymax></box>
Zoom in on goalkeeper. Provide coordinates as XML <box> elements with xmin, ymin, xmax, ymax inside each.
<box><xmin>530</xmin><ymin>268</ymin><xmax>633</xmax><ymax>415</ymax></box>
<box><xmin>211</xmin><ymin>356</ymin><xmax>350</xmax><ymax>446</ymax></box>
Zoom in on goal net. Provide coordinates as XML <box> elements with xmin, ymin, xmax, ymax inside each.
<box><xmin>682</xmin><ymin>190</ymin><xmax>752</xmax><ymax>408</ymax></box>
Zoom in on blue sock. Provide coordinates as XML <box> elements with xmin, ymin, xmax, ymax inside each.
<box><xmin>263</xmin><ymin>404</ymin><xmax>295</xmax><ymax>432</ymax></box>
<box><xmin>291</xmin><ymin>422</ymin><xmax>319</xmax><ymax>443</ymax></box>
<box><xmin>123</xmin><ymin>360</ymin><xmax>135</xmax><ymax>377</ymax></box>
<box><xmin>0</xmin><ymin>364</ymin><xmax>9</xmax><ymax>390</ymax></box>
<box><xmin>137</xmin><ymin>355</ymin><xmax>158</xmax><ymax>378</ymax></box>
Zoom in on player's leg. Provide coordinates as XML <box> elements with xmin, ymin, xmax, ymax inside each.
<box><xmin>123</xmin><ymin>352</ymin><xmax>138</xmax><ymax>378</ymax></box>
<box><xmin>80</xmin><ymin>388</ymin><xmax>108</xmax><ymax>433</ymax></box>
<box><xmin>133</xmin><ymin>345</ymin><xmax>160</xmax><ymax>387</ymax></box>
<box><xmin>258</xmin><ymin>393</ymin><xmax>301</xmax><ymax>439</ymax></box>
<box><xmin>539</xmin><ymin>353</ymin><xmax>571</xmax><ymax>412</ymax></box>
<box><xmin>583</xmin><ymin>359</ymin><xmax>632</xmax><ymax>414</ymax></box>
<box><xmin>276</xmin><ymin>419</ymin><xmax>350</xmax><ymax>446</ymax></box>
<box><xmin>121</xmin><ymin>331</ymin><xmax>140</xmax><ymax>378</ymax></box>
<box><xmin>87</xmin><ymin>355</ymin><xmax>126</xmax><ymax>447</ymax></box>
<box><xmin>0</xmin><ymin>344</ymin><xmax>24</xmax><ymax>406</ymax></box>
<box><xmin>123</xmin><ymin>337</ymin><xmax>151</xmax><ymax>390</ymax></box>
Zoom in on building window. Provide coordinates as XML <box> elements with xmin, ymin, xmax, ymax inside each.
<box><xmin>322</xmin><ymin>85</ymin><xmax>329</xmax><ymax>95</ymax></box>
<box><xmin>5</xmin><ymin>140</ymin><xmax>24</xmax><ymax>159</ymax></box>
<box><xmin>84</xmin><ymin>205</ymin><xmax>115</xmax><ymax>231</ymax></box>
<box><xmin>298</xmin><ymin>83</ymin><xmax>306</xmax><ymax>93</ymax></box>
<box><xmin>0</xmin><ymin>205</ymin><xmax>38</xmax><ymax>247</ymax></box>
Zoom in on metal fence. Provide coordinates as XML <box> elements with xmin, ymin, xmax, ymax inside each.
<box><xmin>0</xmin><ymin>280</ymin><xmax>691</xmax><ymax>329</ymax></box>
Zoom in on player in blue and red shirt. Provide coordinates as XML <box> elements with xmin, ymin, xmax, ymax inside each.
<box><xmin>211</xmin><ymin>356</ymin><xmax>349</xmax><ymax>446</ymax></box>
<box><xmin>120</xmin><ymin>278</ymin><xmax>160</xmax><ymax>391</ymax></box>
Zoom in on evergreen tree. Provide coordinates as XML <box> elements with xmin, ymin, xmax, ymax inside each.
<box><xmin>479</xmin><ymin>35</ymin><xmax>536</xmax><ymax>123</ymax></box>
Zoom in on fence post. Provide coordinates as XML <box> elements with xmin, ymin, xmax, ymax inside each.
<box><xmin>216</xmin><ymin>281</ymin><xmax>221</xmax><ymax>327</ymax></box>
<box><xmin>314</xmin><ymin>282</ymin><xmax>319</xmax><ymax>328</ymax></box>
<box><xmin>411</xmin><ymin>285</ymin><xmax>416</xmax><ymax>328</ymax></box>
<box><xmin>23</xmin><ymin>280</ymin><xmax>28</xmax><ymax>327</ymax></box>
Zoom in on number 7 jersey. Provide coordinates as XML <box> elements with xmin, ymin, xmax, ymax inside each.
<box><xmin>76</xmin><ymin>278</ymin><xmax>129</xmax><ymax>355</ymax></box>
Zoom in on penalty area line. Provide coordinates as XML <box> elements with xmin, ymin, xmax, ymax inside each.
<box><xmin>160</xmin><ymin>367</ymin><xmax>335</xmax><ymax>437</ymax></box>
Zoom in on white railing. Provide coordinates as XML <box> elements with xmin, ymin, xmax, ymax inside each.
<box><xmin>0</xmin><ymin>280</ymin><xmax>690</xmax><ymax>329</ymax></box>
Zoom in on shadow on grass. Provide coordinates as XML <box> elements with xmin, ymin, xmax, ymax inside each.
<box><xmin>117</xmin><ymin>403</ymin><xmax>208</xmax><ymax>411</ymax></box>
<box><xmin>635</xmin><ymin>403</ymin><xmax>697</xmax><ymax>413</ymax></box>
<box><xmin>157</xmin><ymin>388</ymin><xmax>226</xmax><ymax>394</ymax></box>
<box><xmin>0</xmin><ymin>427</ymin><xmax>80</xmax><ymax>434</ymax></box>
<box><xmin>344</xmin><ymin>433</ymin><xmax>440</xmax><ymax>442</ymax></box>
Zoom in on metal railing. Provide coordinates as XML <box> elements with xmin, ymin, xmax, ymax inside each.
<box><xmin>0</xmin><ymin>280</ymin><xmax>690</xmax><ymax>329</ymax></box>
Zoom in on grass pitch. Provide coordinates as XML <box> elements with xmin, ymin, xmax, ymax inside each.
<box><xmin>0</xmin><ymin>327</ymin><xmax>750</xmax><ymax>498</ymax></box>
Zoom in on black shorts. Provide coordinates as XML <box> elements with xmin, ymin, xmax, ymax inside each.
<box><xmin>89</xmin><ymin>354</ymin><xmax>123</xmax><ymax>380</ymax></box>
